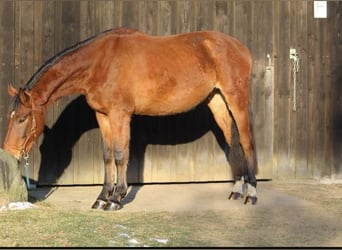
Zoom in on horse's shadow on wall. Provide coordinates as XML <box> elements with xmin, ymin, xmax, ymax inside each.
<box><xmin>37</xmin><ymin>95</ymin><xmax>246</xmax><ymax>206</ymax></box>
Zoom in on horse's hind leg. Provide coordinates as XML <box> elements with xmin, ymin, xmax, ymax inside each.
<box><xmin>218</xmin><ymin>85</ymin><xmax>258</xmax><ymax>205</ymax></box>
<box><xmin>207</xmin><ymin>93</ymin><xmax>248</xmax><ymax>200</ymax></box>
<box><xmin>204</xmin><ymin>37</ymin><xmax>257</xmax><ymax>203</ymax></box>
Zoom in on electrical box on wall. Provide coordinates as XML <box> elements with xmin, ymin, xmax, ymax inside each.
<box><xmin>314</xmin><ymin>1</ymin><xmax>327</xmax><ymax>18</ymax></box>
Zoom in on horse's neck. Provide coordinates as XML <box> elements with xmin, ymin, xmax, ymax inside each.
<box><xmin>30</xmin><ymin>49</ymin><xmax>91</xmax><ymax>107</ymax></box>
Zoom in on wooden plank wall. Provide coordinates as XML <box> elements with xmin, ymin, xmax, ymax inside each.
<box><xmin>0</xmin><ymin>0</ymin><xmax>340</xmax><ymax>185</ymax></box>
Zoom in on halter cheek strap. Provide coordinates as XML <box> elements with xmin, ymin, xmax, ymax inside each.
<box><xmin>21</xmin><ymin>114</ymin><xmax>38</xmax><ymax>155</ymax></box>
<box><xmin>4</xmin><ymin>112</ymin><xmax>38</xmax><ymax>158</ymax></box>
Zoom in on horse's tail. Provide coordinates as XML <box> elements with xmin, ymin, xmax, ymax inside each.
<box><xmin>228</xmin><ymin>106</ymin><xmax>258</xmax><ymax>178</ymax></box>
<box><xmin>248</xmin><ymin>106</ymin><xmax>258</xmax><ymax>175</ymax></box>
<box><xmin>228</xmin><ymin>114</ymin><xmax>247</xmax><ymax>178</ymax></box>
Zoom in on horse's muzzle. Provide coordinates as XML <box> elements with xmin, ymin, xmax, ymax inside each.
<box><xmin>2</xmin><ymin>143</ymin><xmax>22</xmax><ymax>160</ymax></box>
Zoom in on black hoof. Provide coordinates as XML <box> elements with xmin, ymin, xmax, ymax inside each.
<box><xmin>104</xmin><ymin>201</ymin><xmax>123</xmax><ymax>211</ymax></box>
<box><xmin>91</xmin><ymin>200</ymin><xmax>107</xmax><ymax>209</ymax></box>
<box><xmin>244</xmin><ymin>196</ymin><xmax>257</xmax><ymax>205</ymax></box>
<box><xmin>228</xmin><ymin>192</ymin><xmax>243</xmax><ymax>200</ymax></box>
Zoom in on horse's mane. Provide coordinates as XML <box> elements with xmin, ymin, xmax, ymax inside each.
<box><xmin>8</xmin><ymin>27</ymin><xmax>138</xmax><ymax>115</ymax></box>
<box><xmin>23</xmin><ymin>27</ymin><xmax>138</xmax><ymax>91</ymax></box>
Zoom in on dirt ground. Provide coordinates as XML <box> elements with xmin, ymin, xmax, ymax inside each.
<box><xmin>29</xmin><ymin>180</ymin><xmax>342</xmax><ymax>247</ymax></box>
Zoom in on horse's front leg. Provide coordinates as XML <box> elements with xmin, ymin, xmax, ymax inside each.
<box><xmin>91</xmin><ymin>111</ymin><xmax>119</xmax><ymax>210</ymax></box>
<box><xmin>103</xmin><ymin>112</ymin><xmax>131</xmax><ymax>211</ymax></box>
<box><xmin>91</xmin><ymin>141</ymin><xmax>116</xmax><ymax>209</ymax></box>
<box><xmin>103</xmin><ymin>144</ymin><xmax>129</xmax><ymax>211</ymax></box>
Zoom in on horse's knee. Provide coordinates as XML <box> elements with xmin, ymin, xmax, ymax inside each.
<box><xmin>114</xmin><ymin>149</ymin><xmax>124</xmax><ymax>165</ymax></box>
<box><xmin>103</xmin><ymin>146</ymin><xmax>113</xmax><ymax>164</ymax></box>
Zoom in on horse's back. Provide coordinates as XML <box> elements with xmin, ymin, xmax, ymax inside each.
<box><xmin>94</xmin><ymin>28</ymin><xmax>252</xmax><ymax>71</ymax></box>
<box><xmin>86</xmin><ymin>28</ymin><xmax>252</xmax><ymax>116</ymax></box>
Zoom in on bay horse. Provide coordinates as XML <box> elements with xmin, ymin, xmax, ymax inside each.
<box><xmin>3</xmin><ymin>28</ymin><xmax>258</xmax><ymax>210</ymax></box>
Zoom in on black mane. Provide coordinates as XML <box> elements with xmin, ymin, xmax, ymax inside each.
<box><xmin>9</xmin><ymin>28</ymin><xmax>137</xmax><ymax>115</ymax></box>
<box><xmin>23</xmin><ymin>28</ymin><xmax>115</xmax><ymax>91</ymax></box>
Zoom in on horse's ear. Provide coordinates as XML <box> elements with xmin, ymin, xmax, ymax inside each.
<box><xmin>18</xmin><ymin>88</ymin><xmax>31</xmax><ymax>107</ymax></box>
<box><xmin>8</xmin><ymin>83</ymin><xmax>18</xmax><ymax>97</ymax></box>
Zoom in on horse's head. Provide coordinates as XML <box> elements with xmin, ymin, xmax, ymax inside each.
<box><xmin>3</xmin><ymin>84</ymin><xmax>45</xmax><ymax>160</ymax></box>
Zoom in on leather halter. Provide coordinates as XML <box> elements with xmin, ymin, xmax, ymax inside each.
<box><xmin>21</xmin><ymin>112</ymin><xmax>38</xmax><ymax>156</ymax></box>
<box><xmin>4</xmin><ymin>110</ymin><xmax>38</xmax><ymax>158</ymax></box>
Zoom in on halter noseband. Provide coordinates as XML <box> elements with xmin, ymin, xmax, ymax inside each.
<box><xmin>4</xmin><ymin>110</ymin><xmax>38</xmax><ymax>158</ymax></box>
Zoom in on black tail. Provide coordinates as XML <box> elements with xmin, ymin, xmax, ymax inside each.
<box><xmin>228</xmin><ymin>115</ymin><xmax>247</xmax><ymax>179</ymax></box>
<box><xmin>227</xmin><ymin>106</ymin><xmax>258</xmax><ymax>179</ymax></box>
<box><xmin>248</xmin><ymin>106</ymin><xmax>258</xmax><ymax>174</ymax></box>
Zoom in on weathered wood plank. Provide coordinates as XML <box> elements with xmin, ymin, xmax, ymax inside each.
<box><xmin>80</xmin><ymin>1</ymin><xmax>96</xmax><ymax>40</ymax></box>
<box><xmin>14</xmin><ymin>0</ymin><xmax>36</xmax><ymax>184</ymax></box>
<box><xmin>31</xmin><ymin>0</ymin><xmax>43</xmax><ymax>183</ymax></box>
<box><xmin>307</xmin><ymin>1</ymin><xmax>326</xmax><ymax>180</ymax></box>
<box><xmin>233</xmin><ymin>0</ymin><xmax>252</xmax><ymax>49</ymax></box>
<box><xmin>261</xmin><ymin>0</ymin><xmax>275</xmax><ymax>177</ymax></box>
<box><xmin>77</xmin><ymin>1</ymin><xmax>100</xmax><ymax>184</ymax></box>
<box><xmin>0</xmin><ymin>1</ymin><xmax>15</xmax><ymax>145</ymax></box>
<box><xmin>272</xmin><ymin>0</ymin><xmax>280</xmax><ymax>179</ymax></box>
<box><xmin>159</xmin><ymin>1</ymin><xmax>177</xmax><ymax>35</ymax></box>
<box><xmin>250</xmin><ymin>0</ymin><xmax>274</xmax><ymax>179</ymax></box>
<box><xmin>100</xmin><ymin>0</ymin><xmax>119</xmax><ymax>31</ymax></box>
<box><xmin>292</xmin><ymin>1</ymin><xmax>309</xmax><ymax>179</ymax></box>
<box><xmin>122</xmin><ymin>0</ymin><xmax>140</xmax><ymax>30</ymax></box>
<box><xmin>275</xmin><ymin>1</ymin><xmax>292</xmax><ymax>179</ymax></box>
<box><xmin>320</xmin><ymin>6</ymin><xmax>334</xmax><ymax>178</ymax></box>
<box><xmin>214</xmin><ymin>1</ymin><xmax>232</xmax><ymax>34</ymax></box>
<box><xmin>55</xmin><ymin>1</ymin><xmax>81</xmax><ymax>184</ymax></box>
<box><xmin>140</xmin><ymin>0</ymin><xmax>158</xmax><ymax>35</ymax></box>
<box><xmin>195</xmin><ymin>0</ymin><xmax>213</xmax><ymax>31</ymax></box>
<box><xmin>153</xmin><ymin>118</ymin><xmax>174</xmax><ymax>182</ymax></box>
<box><xmin>37</xmin><ymin>0</ymin><xmax>59</xmax><ymax>185</ymax></box>
<box><xmin>330</xmin><ymin>2</ymin><xmax>342</xmax><ymax>179</ymax></box>
<box><xmin>288</xmin><ymin>1</ymin><xmax>298</xmax><ymax>179</ymax></box>
<box><xmin>177</xmin><ymin>0</ymin><xmax>195</xmax><ymax>33</ymax></box>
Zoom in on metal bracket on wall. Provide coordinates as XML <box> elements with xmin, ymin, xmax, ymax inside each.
<box><xmin>289</xmin><ymin>48</ymin><xmax>299</xmax><ymax>111</ymax></box>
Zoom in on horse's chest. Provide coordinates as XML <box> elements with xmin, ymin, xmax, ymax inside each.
<box><xmin>85</xmin><ymin>86</ymin><xmax>133</xmax><ymax>114</ymax></box>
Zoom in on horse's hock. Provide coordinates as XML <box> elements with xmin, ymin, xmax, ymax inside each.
<box><xmin>0</xmin><ymin>148</ymin><xmax>28</xmax><ymax>206</ymax></box>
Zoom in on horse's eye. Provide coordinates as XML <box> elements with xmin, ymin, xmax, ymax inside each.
<box><xmin>18</xmin><ymin>116</ymin><xmax>27</xmax><ymax>123</ymax></box>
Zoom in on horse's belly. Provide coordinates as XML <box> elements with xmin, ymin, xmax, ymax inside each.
<box><xmin>118</xmin><ymin>37</ymin><xmax>217</xmax><ymax>115</ymax></box>
<box><xmin>134</xmin><ymin>81</ymin><xmax>214</xmax><ymax>116</ymax></box>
